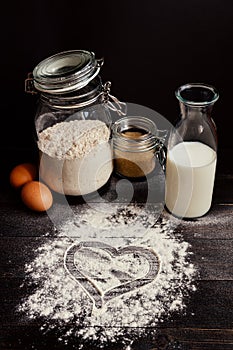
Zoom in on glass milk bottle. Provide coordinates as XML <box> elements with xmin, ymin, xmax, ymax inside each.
<box><xmin>165</xmin><ymin>83</ymin><xmax>219</xmax><ymax>218</ymax></box>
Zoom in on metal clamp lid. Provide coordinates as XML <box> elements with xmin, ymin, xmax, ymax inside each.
<box><xmin>25</xmin><ymin>50</ymin><xmax>104</xmax><ymax>94</ymax></box>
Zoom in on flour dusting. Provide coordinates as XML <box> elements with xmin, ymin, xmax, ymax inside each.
<box><xmin>18</xmin><ymin>204</ymin><xmax>197</xmax><ymax>348</ymax></box>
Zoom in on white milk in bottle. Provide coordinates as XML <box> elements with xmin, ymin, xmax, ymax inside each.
<box><xmin>165</xmin><ymin>141</ymin><xmax>217</xmax><ymax>218</ymax></box>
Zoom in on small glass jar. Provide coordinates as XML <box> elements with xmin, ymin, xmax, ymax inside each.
<box><xmin>112</xmin><ymin>116</ymin><xmax>167</xmax><ymax>179</ymax></box>
<box><xmin>25</xmin><ymin>50</ymin><xmax>125</xmax><ymax>196</ymax></box>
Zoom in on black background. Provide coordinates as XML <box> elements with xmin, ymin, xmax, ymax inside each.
<box><xmin>1</xmin><ymin>0</ymin><xmax>233</xmax><ymax>151</ymax></box>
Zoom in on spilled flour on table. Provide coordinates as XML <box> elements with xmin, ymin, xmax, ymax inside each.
<box><xmin>18</xmin><ymin>204</ymin><xmax>197</xmax><ymax>348</ymax></box>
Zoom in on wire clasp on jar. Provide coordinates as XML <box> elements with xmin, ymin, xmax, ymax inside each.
<box><xmin>25</xmin><ymin>72</ymin><xmax>37</xmax><ymax>94</ymax></box>
<box><xmin>102</xmin><ymin>81</ymin><xmax>127</xmax><ymax>116</ymax></box>
<box><xmin>155</xmin><ymin>129</ymin><xmax>168</xmax><ymax>171</ymax></box>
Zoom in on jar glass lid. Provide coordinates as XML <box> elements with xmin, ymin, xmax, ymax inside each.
<box><xmin>32</xmin><ymin>50</ymin><xmax>103</xmax><ymax>94</ymax></box>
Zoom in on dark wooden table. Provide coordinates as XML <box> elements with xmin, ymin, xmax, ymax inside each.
<box><xmin>0</xmin><ymin>147</ymin><xmax>233</xmax><ymax>350</ymax></box>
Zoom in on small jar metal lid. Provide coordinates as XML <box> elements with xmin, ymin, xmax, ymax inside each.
<box><xmin>32</xmin><ymin>50</ymin><xmax>104</xmax><ymax>94</ymax></box>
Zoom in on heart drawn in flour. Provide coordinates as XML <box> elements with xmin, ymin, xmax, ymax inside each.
<box><xmin>64</xmin><ymin>241</ymin><xmax>160</xmax><ymax>309</ymax></box>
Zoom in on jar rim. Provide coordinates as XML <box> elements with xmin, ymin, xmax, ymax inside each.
<box><xmin>32</xmin><ymin>50</ymin><xmax>103</xmax><ymax>94</ymax></box>
<box><xmin>113</xmin><ymin>116</ymin><xmax>157</xmax><ymax>135</ymax></box>
<box><xmin>112</xmin><ymin>116</ymin><xmax>158</xmax><ymax>152</ymax></box>
<box><xmin>39</xmin><ymin>76</ymin><xmax>103</xmax><ymax>109</ymax></box>
<box><xmin>175</xmin><ymin>83</ymin><xmax>219</xmax><ymax>106</ymax></box>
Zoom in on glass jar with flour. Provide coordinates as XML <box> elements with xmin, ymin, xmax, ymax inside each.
<box><xmin>25</xmin><ymin>50</ymin><xmax>125</xmax><ymax>196</ymax></box>
<box><xmin>165</xmin><ymin>83</ymin><xmax>219</xmax><ymax>218</ymax></box>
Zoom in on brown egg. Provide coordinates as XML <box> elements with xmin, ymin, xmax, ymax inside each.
<box><xmin>21</xmin><ymin>181</ymin><xmax>53</xmax><ymax>212</ymax></box>
<box><xmin>10</xmin><ymin>163</ymin><xmax>37</xmax><ymax>189</ymax></box>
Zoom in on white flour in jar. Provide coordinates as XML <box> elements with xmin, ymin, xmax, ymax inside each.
<box><xmin>18</xmin><ymin>204</ymin><xmax>197</xmax><ymax>348</ymax></box>
<box><xmin>37</xmin><ymin>120</ymin><xmax>113</xmax><ymax>195</ymax></box>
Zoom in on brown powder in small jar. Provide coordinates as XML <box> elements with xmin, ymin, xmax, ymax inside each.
<box><xmin>114</xmin><ymin>127</ymin><xmax>156</xmax><ymax>179</ymax></box>
<box><xmin>122</xmin><ymin>128</ymin><xmax>147</xmax><ymax>139</ymax></box>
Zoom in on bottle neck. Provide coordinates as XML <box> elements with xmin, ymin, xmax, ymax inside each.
<box><xmin>179</xmin><ymin>102</ymin><xmax>213</xmax><ymax>121</ymax></box>
<box><xmin>176</xmin><ymin>83</ymin><xmax>218</xmax><ymax>122</ymax></box>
